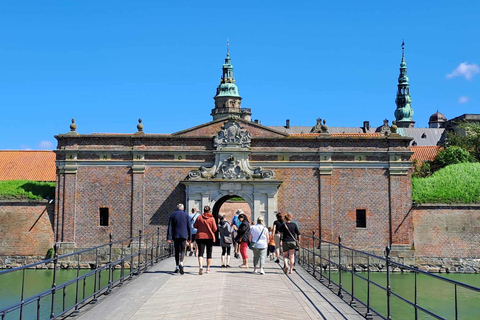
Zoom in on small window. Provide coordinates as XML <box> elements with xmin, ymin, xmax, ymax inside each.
<box><xmin>99</xmin><ymin>207</ymin><xmax>109</xmax><ymax>226</ymax></box>
<box><xmin>356</xmin><ymin>209</ymin><xmax>366</xmax><ymax>228</ymax></box>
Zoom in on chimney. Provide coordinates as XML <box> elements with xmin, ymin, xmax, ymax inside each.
<box><xmin>286</xmin><ymin>119</ymin><xmax>290</xmax><ymax>128</ymax></box>
<box><xmin>363</xmin><ymin>121</ymin><xmax>370</xmax><ymax>133</ymax></box>
<box><xmin>254</xmin><ymin>119</ymin><xmax>259</xmax><ymax>124</ymax></box>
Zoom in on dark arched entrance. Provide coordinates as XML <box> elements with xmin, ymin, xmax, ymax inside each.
<box><xmin>212</xmin><ymin>195</ymin><xmax>251</xmax><ymax>245</ymax></box>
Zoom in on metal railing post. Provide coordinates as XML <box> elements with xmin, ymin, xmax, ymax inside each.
<box><xmin>137</xmin><ymin>230</ymin><xmax>142</xmax><ymax>275</ymax></box>
<box><xmin>319</xmin><ymin>236</ymin><xmax>323</xmax><ymax>282</ymax></box>
<box><xmin>328</xmin><ymin>242</ymin><xmax>332</xmax><ymax>289</ymax></box>
<box><xmin>350</xmin><ymin>250</ymin><xmax>356</xmax><ymax>307</ymax></box>
<box><xmin>120</xmin><ymin>241</ymin><xmax>125</xmax><ymax>286</ymax></box>
<box><xmin>338</xmin><ymin>236</ymin><xmax>343</xmax><ymax>298</ymax></box>
<box><xmin>306</xmin><ymin>234</ymin><xmax>310</xmax><ymax>271</ymax></box>
<box><xmin>365</xmin><ymin>255</ymin><xmax>373</xmax><ymax>319</ymax></box>
<box><xmin>73</xmin><ymin>252</ymin><xmax>80</xmax><ymax>314</ymax></box>
<box><xmin>156</xmin><ymin>227</ymin><xmax>160</xmax><ymax>262</ymax></box>
<box><xmin>414</xmin><ymin>269</ymin><xmax>418</xmax><ymax>320</ymax></box>
<box><xmin>386</xmin><ymin>246</ymin><xmax>391</xmax><ymax>320</ymax></box>
<box><xmin>50</xmin><ymin>244</ymin><xmax>58</xmax><ymax>319</ymax></box>
<box><xmin>92</xmin><ymin>248</ymin><xmax>98</xmax><ymax>303</ymax></box>
<box><xmin>20</xmin><ymin>268</ymin><xmax>26</xmax><ymax>320</ymax></box>
<box><xmin>106</xmin><ymin>233</ymin><xmax>113</xmax><ymax>294</ymax></box>
<box><xmin>312</xmin><ymin>231</ymin><xmax>316</xmax><ymax>278</ymax></box>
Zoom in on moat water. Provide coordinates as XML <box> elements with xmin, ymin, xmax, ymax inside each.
<box><xmin>0</xmin><ymin>269</ymin><xmax>478</xmax><ymax>319</ymax></box>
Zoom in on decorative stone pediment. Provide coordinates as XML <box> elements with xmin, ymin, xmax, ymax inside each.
<box><xmin>187</xmin><ymin>119</ymin><xmax>274</xmax><ymax>181</ymax></box>
<box><xmin>213</xmin><ymin>118</ymin><xmax>251</xmax><ymax>149</ymax></box>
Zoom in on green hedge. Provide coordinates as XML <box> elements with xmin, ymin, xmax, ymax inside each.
<box><xmin>0</xmin><ymin>180</ymin><xmax>55</xmax><ymax>200</ymax></box>
<box><xmin>412</xmin><ymin>163</ymin><xmax>480</xmax><ymax>204</ymax></box>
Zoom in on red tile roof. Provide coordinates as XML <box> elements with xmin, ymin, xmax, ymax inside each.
<box><xmin>290</xmin><ymin>133</ymin><xmax>383</xmax><ymax>138</ymax></box>
<box><xmin>410</xmin><ymin>146</ymin><xmax>442</xmax><ymax>167</ymax></box>
<box><xmin>0</xmin><ymin>151</ymin><xmax>56</xmax><ymax>181</ymax></box>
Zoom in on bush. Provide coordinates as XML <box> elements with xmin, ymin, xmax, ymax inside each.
<box><xmin>430</xmin><ymin>146</ymin><xmax>474</xmax><ymax>172</ymax></box>
<box><xmin>0</xmin><ymin>180</ymin><xmax>55</xmax><ymax>200</ymax></box>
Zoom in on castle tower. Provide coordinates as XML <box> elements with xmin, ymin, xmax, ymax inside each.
<box><xmin>394</xmin><ymin>41</ymin><xmax>415</xmax><ymax>128</ymax></box>
<box><xmin>211</xmin><ymin>42</ymin><xmax>251</xmax><ymax>121</ymax></box>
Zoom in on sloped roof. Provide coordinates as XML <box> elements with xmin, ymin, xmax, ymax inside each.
<box><xmin>410</xmin><ymin>146</ymin><xmax>442</xmax><ymax>166</ymax></box>
<box><xmin>0</xmin><ymin>151</ymin><xmax>56</xmax><ymax>181</ymax></box>
<box><xmin>397</xmin><ymin>128</ymin><xmax>445</xmax><ymax>146</ymax></box>
<box><xmin>290</xmin><ymin>132</ymin><xmax>383</xmax><ymax>138</ymax></box>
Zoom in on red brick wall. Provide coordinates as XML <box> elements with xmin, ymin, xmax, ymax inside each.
<box><xmin>413</xmin><ymin>206</ymin><xmax>480</xmax><ymax>258</ymax></box>
<box><xmin>276</xmin><ymin>168</ymin><xmax>319</xmax><ymax>236</ymax></box>
<box><xmin>325</xmin><ymin>168</ymin><xmax>391</xmax><ymax>250</ymax></box>
<box><xmin>0</xmin><ymin>202</ymin><xmax>54</xmax><ymax>256</ymax></box>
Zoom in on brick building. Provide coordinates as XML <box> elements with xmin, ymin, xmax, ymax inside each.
<box><xmin>54</xmin><ymin>48</ymin><xmax>415</xmax><ymax>251</ymax></box>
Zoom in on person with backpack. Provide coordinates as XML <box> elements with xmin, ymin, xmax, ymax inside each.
<box><xmin>218</xmin><ymin>214</ymin><xmax>234</xmax><ymax>268</ymax></box>
<box><xmin>188</xmin><ymin>207</ymin><xmax>200</xmax><ymax>256</ymax></box>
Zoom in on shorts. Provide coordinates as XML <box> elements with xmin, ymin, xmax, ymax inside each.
<box><xmin>283</xmin><ymin>241</ymin><xmax>297</xmax><ymax>252</ymax></box>
<box><xmin>274</xmin><ymin>233</ymin><xmax>281</xmax><ymax>248</ymax></box>
<box><xmin>190</xmin><ymin>233</ymin><xmax>196</xmax><ymax>242</ymax></box>
<box><xmin>268</xmin><ymin>245</ymin><xmax>276</xmax><ymax>253</ymax></box>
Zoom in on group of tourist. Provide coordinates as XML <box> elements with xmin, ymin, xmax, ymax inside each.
<box><xmin>167</xmin><ymin>204</ymin><xmax>301</xmax><ymax>275</ymax></box>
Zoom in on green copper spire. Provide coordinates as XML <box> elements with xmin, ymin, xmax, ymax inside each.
<box><xmin>394</xmin><ymin>41</ymin><xmax>415</xmax><ymax>128</ymax></box>
<box><xmin>211</xmin><ymin>41</ymin><xmax>250</xmax><ymax>121</ymax></box>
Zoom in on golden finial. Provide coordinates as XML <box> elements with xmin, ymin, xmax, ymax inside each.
<box><xmin>227</xmin><ymin>38</ymin><xmax>230</xmax><ymax>57</ymax></box>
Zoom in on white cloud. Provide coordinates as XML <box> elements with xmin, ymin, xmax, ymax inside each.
<box><xmin>20</xmin><ymin>145</ymin><xmax>31</xmax><ymax>150</ymax></box>
<box><xmin>38</xmin><ymin>141</ymin><xmax>54</xmax><ymax>149</ymax></box>
<box><xmin>447</xmin><ymin>62</ymin><xmax>480</xmax><ymax>80</ymax></box>
<box><xmin>458</xmin><ymin>96</ymin><xmax>470</xmax><ymax>104</ymax></box>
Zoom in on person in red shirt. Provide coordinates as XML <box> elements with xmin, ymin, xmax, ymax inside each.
<box><xmin>193</xmin><ymin>206</ymin><xmax>217</xmax><ymax>274</ymax></box>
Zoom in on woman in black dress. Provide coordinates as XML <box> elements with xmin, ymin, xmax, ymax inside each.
<box><xmin>278</xmin><ymin>213</ymin><xmax>301</xmax><ymax>274</ymax></box>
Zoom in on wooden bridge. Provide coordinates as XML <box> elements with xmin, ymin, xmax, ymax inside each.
<box><xmin>73</xmin><ymin>247</ymin><xmax>363</xmax><ymax>320</ymax></box>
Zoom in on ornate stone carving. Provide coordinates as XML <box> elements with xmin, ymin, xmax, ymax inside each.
<box><xmin>380</xmin><ymin>119</ymin><xmax>392</xmax><ymax>136</ymax></box>
<box><xmin>310</xmin><ymin>118</ymin><xmax>329</xmax><ymax>133</ymax></box>
<box><xmin>187</xmin><ymin>120</ymin><xmax>274</xmax><ymax>181</ymax></box>
<box><xmin>213</xmin><ymin>119</ymin><xmax>251</xmax><ymax>149</ymax></box>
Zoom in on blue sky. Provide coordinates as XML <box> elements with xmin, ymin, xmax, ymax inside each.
<box><xmin>0</xmin><ymin>0</ymin><xmax>478</xmax><ymax>150</ymax></box>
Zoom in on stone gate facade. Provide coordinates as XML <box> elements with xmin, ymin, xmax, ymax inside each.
<box><xmin>54</xmin><ymin>49</ymin><xmax>414</xmax><ymax>251</ymax></box>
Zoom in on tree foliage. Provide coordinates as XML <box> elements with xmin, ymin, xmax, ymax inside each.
<box><xmin>445</xmin><ymin>122</ymin><xmax>480</xmax><ymax>161</ymax></box>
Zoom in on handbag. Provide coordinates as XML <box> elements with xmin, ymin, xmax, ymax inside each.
<box><xmin>223</xmin><ymin>235</ymin><xmax>233</xmax><ymax>244</ymax></box>
<box><xmin>249</xmin><ymin>227</ymin><xmax>265</xmax><ymax>250</ymax></box>
<box><xmin>284</xmin><ymin>222</ymin><xmax>299</xmax><ymax>250</ymax></box>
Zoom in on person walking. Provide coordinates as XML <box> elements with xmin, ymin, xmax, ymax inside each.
<box><xmin>272</xmin><ymin>212</ymin><xmax>284</xmax><ymax>263</ymax></box>
<box><xmin>188</xmin><ymin>208</ymin><xmax>200</xmax><ymax>256</ymax></box>
<box><xmin>218</xmin><ymin>214</ymin><xmax>234</xmax><ymax>268</ymax></box>
<box><xmin>231</xmin><ymin>209</ymin><xmax>243</xmax><ymax>259</ymax></box>
<box><xmin>167</xmin><ymin>203</ymin><xmax>190</xmax><ymax>275</ymax></box>
<box><xmin>193</xmin><ymin>206</ymin><xmax>217</xmax><ymax>275</ymax></box>
<box><xmin>235</xmin><ymin>213</ymin><xmax>250</xmax><ymax>268</ymax></box>
<box><xmin>249</xmin><ymin>216</ymin><xmax>269</xmax><ymax>275</ymax></box>
<box><xmin>278</xmin><ymin>213</ymin><xmax>301</xmax><ymax>274</ymax></box>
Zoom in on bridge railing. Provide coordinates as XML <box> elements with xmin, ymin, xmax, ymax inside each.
<box><xmin>0</xmin><ymin>228</ymin><xmax>172</xmax><ymax>320</ymax></box>
<box><xmin>298</xmin><ymin>232</ymin><xmax>480</xmax><ymax>320</ymax></box>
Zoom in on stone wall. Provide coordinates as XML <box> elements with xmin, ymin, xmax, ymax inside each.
<box><xmin>413</xmin><ymin>204</ymin><xmax>480</xmax><ymax>260</ymax></box>
<box><xmin>0</xmin><ymin>201</ymin><xmax>55</xmax><ymax>267</ymax></box>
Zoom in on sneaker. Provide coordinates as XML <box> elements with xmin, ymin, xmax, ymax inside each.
<box><xmin>260</xmin><ymin>269</ymin><xmax>265</xmax><ymax>275</ymax></box>
<box><xmin>253</xmin><ymin>268</ymin><xmax>258</xmax><ymax>274</ymax></box>
<box><xmin>221</xmin><ymin>265</ymin><xmax>225</xmax><ymax>268</ymax></box>
<box><xmin>174</xmin><ymin>268</ymin><xmax>179</xmax><ymax>274</ymax></box>
<box><xmin>206</xmin><ymin>269</ymin><xmax>211</xmax><ymax>274</ymax></box>
<box><xmin>284</xmin><ymin>266</ymin><xmax>288</xmax><ymax>274</ymax></box>
<box><xmin>275</xmin><ymin>259</ymin><xmax>280</xmax><ymax>263</ymax></box>
<box><xmin>234</xmin><ymin>253</ymin><xmax>240</xmax><ymax>259</ymax></box>
<box><xmin>189</xmin><ymin>251</ymin><xmax>193</xmax><ymax>257</ymax></box>
<box><xmin>199</xmin><ymin>267</ymin><xmax>203</xmax><ymax>275</ymax></box>
<box><xmin>226</xmin><ymin>265</ymin><xmax>231</xmax><ymax>268</ymax></box>
<box><xmin>179</xmin><ymin>263</ymin><xmax>184</xmax><ymax>275</ymax></box>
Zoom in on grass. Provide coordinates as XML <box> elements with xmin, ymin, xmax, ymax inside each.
<box><xmin>412</xmin><ymin>163</ymin><xmax>480</xmax><ymax>204</ymax></box>
<box><xmin>0</xmin><ymin>180</ymin><xmax>55</xmax><ymax>200</ymax></box>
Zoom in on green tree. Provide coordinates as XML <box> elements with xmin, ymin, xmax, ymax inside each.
<box><xmin>445</xmin><ymin>122</ymin><xmax>480</xmax><ymax>161</ymax></box>
<box><xmin>431</xmin><ymin>146</ymin><xmax>475</xmax><ymax>172</ymax></box>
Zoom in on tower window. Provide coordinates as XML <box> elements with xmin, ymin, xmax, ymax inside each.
<box><xmin>99</xmin><ymin>207</ymin><xmax>109</xmax><ymax>226</ymax></box>
<box><xmin>356</xmin><ymin>209</ymin><xmax>366</xmax><ymax>228</ymax></box>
